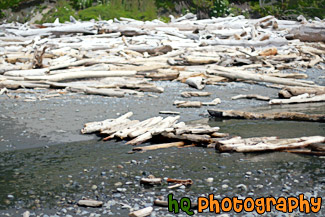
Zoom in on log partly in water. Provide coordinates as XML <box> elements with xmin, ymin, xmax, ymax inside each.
<box><xmin>216</xmin><ymin>136</ymin><xmax>325</xmax><ymax>152</ymax></box>
<box><xmin>270</xmin><ymin>93</ymin><xmax>325</xmax><ymax>105</ymax></box>
<box><xmin>208</xmin><ymin>109</ymin><xmax>325</xmax><ymax>122</ymax></box>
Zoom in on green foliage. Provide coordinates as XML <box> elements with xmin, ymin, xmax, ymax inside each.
<box><xmin>229</xmin><ymin>4</ymin><xmax>249</xmax><ymax>18</ymax></box>
<box><xmin>250</xmin><ymin>0</ymin><xmax>325</xmax><ymax>19</ymax></box>
<box><xmin>210</xmin><ymin>0</ymin><xmax>230</xmax><ymax>17</ymax></box>
<box><xmin>1</xmin><ymin>0</ymin><xmax>324</xmax><ymax>23</ymax></box>
<box><xmin>71</xmin><ymin>0</ymin><xmax>94</xmax><ymax>10</ymax></box>
<box><xmin>78</xmin><ymin>0</ymin><xmax>157</xmax><ymax>21</ymax></box>
<box><xmin>155</xmin><ymin>0</ymin><xmax>174</xmax><ymax>11</ymax></box>
<box><xmin>0</xmin><ymin>0</ymin><xmax>21</xmax><ymax>10</ymax></box>
<box><xmin>40</xmin><ymin>0</ymin><xmax>79</xmax><ymax>23</ymax></box>
<box><xmin>159</xmin><ymin>15</ymin><xmax>171</xmax><ymax>22</ymax></box>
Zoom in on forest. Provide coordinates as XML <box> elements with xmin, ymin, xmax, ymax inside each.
<box><xmin>0</xmin><ymin>0</ymin><xmax>324</xmax><ymax>23</ymax></box>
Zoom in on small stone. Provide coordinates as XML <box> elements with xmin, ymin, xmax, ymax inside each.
<box><xmin>91</xmin><ymin>185</ymin><xmax>98</xmax><ymax>190</ymax></box>
<box><xmin>117</xmin><ymin>188</ymin><xmax>127</xmax><ymax>192</ymax></box>
<box><xmin>236</xmin><ymin>184</ymin><xmax>248</xmax><ymax>191</ymax></box>
<box><xmin>114</xmin><ymin>182</ymin><xmax>123</xmax><ymax>187</ymax></box>
<box><xmin>117</xmin><ymin>165</ymin><xmax>124</xmax><ymax>169</ymax></box>
<box><xmin>78</xmin><ymin>199</ymin><xmax>103</xmax><ymax>208</ymax></box>
<box><xmin>222</xmin><ymin>184</ymin><xmax>228</xmax><ymax>190</ymax></box>
<box><xmin>256</xmin><ymin>184</ymin><xmax>263</xmax><ymax>189</ymax></box>
<box><xmin>205</xmin><ymin>178</ymin><xmax>214</xmax><ymax>183</ymax></box>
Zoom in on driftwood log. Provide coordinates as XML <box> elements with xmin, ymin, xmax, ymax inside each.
<box><xmin>270</xmin><ymin>94</ymin><xmax>325</xmax><ymax>105</ymax></box>
<box><xmin>208</xmin><ymin>109</ymin><xmax>325</xmax><ymax>122</ymax></box>
<box><xmin>216</xmin><ymin>136</ymin><xmax>325</xmax><ymax>152</ymax></box>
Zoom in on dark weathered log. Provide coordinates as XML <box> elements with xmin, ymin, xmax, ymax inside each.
<box><xmin>208</xmin><ymin>109</ymin><xmax>325</xmax><ymax>122</ymax></box>
<box><xmin>140</xmin><ymin>178</ymin><xmax>162</xmax><ymax>185</ymax></box>
<box><xmin>167</xmin><ymin>178</ymin><xmax>193</xmax><ymax>186</ymax></box>
<box><xmin>289</xmin><ymin>25</ymin><xmax>325</xmax><ymax>42</ymax></box>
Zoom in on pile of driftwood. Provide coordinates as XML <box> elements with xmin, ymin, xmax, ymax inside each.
<box><xmin>81</xmin><ymin>112</ymin><xmax>225</xmax><ymax>148</ymax></box>
<box><xmin>1</xmin><ymin>14</ymin><xmax>325</xmax><ymax>103</ymax></box>
<box><xmin>81</xmin><ymin>112</ymin><xmax>325</xmax><ymax>155</ymax></box>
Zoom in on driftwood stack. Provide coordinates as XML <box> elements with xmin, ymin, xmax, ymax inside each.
<box><xmin>81</xmin><ymin>112</ymin><xmax>325</xmax><ymax>155</ymax></box>
<box><xmin>81</xmin><ymin>112</ymin><xmax>224</xmax><ymax>147</ymax></box>
<box><xmin>0</xmin><ymin>14</ymin><xmax>325</xmax><ymax>103</ymax></box>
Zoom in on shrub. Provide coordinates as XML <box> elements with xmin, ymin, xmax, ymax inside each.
<box><xmin>78</xmin><ymin>0</ymin><xmax>157</xmax><ymax>21</ymax></box>
<box><xmin>40</xmin><ymin>0</ymin><xmax>79</xmax><ymax>23</ymax></box>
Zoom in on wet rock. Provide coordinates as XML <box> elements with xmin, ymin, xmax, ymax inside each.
<box><xmin>77</xmin><ymin>199</ymin><xmax>103</xmax><ymax>208</ymax></box>
<box><xmin>205</xmin><ymin>178</ymin><xmax>214</xmax><ymax>183</ymax></box>
<box><xmin>114</xmin><ymin>182</ymin><xmax>123</xmax><ymax>187</ymax></box>
<box><xmin>221</xmin><ymin>184</ymin><xmax>229</xmax><ymax>190</ymax></box>
<box><xmin>236</xmin><ymin>184</ymin><xmax>248</xmax><ymax>191</ymax></box>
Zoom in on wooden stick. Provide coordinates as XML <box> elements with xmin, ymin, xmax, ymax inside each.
<box><xmin>181</xmin><ymin>91</ymin><xmax>211</xmax><ymax>98</ymax></box>
<box><xmin>140</xmin><ymin>178</ymin><xmax>162</xmax><ymax>185</ymax></box>
<box><xmin>231</xmin><ymin>94</ymin><xmax>270</xmax><ymax>101</ymax></box>
<box><xmin>133</xmin><ymin>142</ymin><xmax>185</xmax><ymax>151</ymax></box>
<box><xmin>167</xmin><ymin>178</ymin><xmax>193</xmax><ymax>186</ymax></box>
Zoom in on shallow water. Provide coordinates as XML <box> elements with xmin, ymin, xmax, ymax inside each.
<box><xmin>0</xmin><ymin>118</ymin><xmax>324</xmax><ymax>216</ymax></box>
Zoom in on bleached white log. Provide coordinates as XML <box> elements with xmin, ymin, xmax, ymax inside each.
<box><xmin>269</xmin><ymin>94</ymin><xmax>325</xmax><ymax>105</ymax></box>
<box><xmin>25</xmin><ymin>71</ymin><xmax>137</xmax><ymax>82</ymax></box>
<box><xmin>81</xmin><ymin>112</ymin><xmax>133</xmax><ymax>134</ymax></box>
<box><xmin>4</xmin><ymin>68</ymin><xmax>49</xmax><ymax>77</ymax></box>
<box><xmin>208</xmin><ymin>66</ymin><xmax>316</xmax><ymax>87</ymax></box>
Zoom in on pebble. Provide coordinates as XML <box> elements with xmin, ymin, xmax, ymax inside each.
<box><xmin>236</xmin><ymin>184</ymin><xmax>248</xmax><ymax>191</ymax></box>
<box><xmin>221</xmin><ymin>184</ymin><xmax>229</xmax><ymax>190</ymax></box>
<box><xmin>114</xmin><ymin>182</ymin><xmax>122</xmax><ymax>187</ymax></box>
<box><xmin>205</xmin><ymin>178</ymin><xmax>214</xmax><ymax>183</ymax></box>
